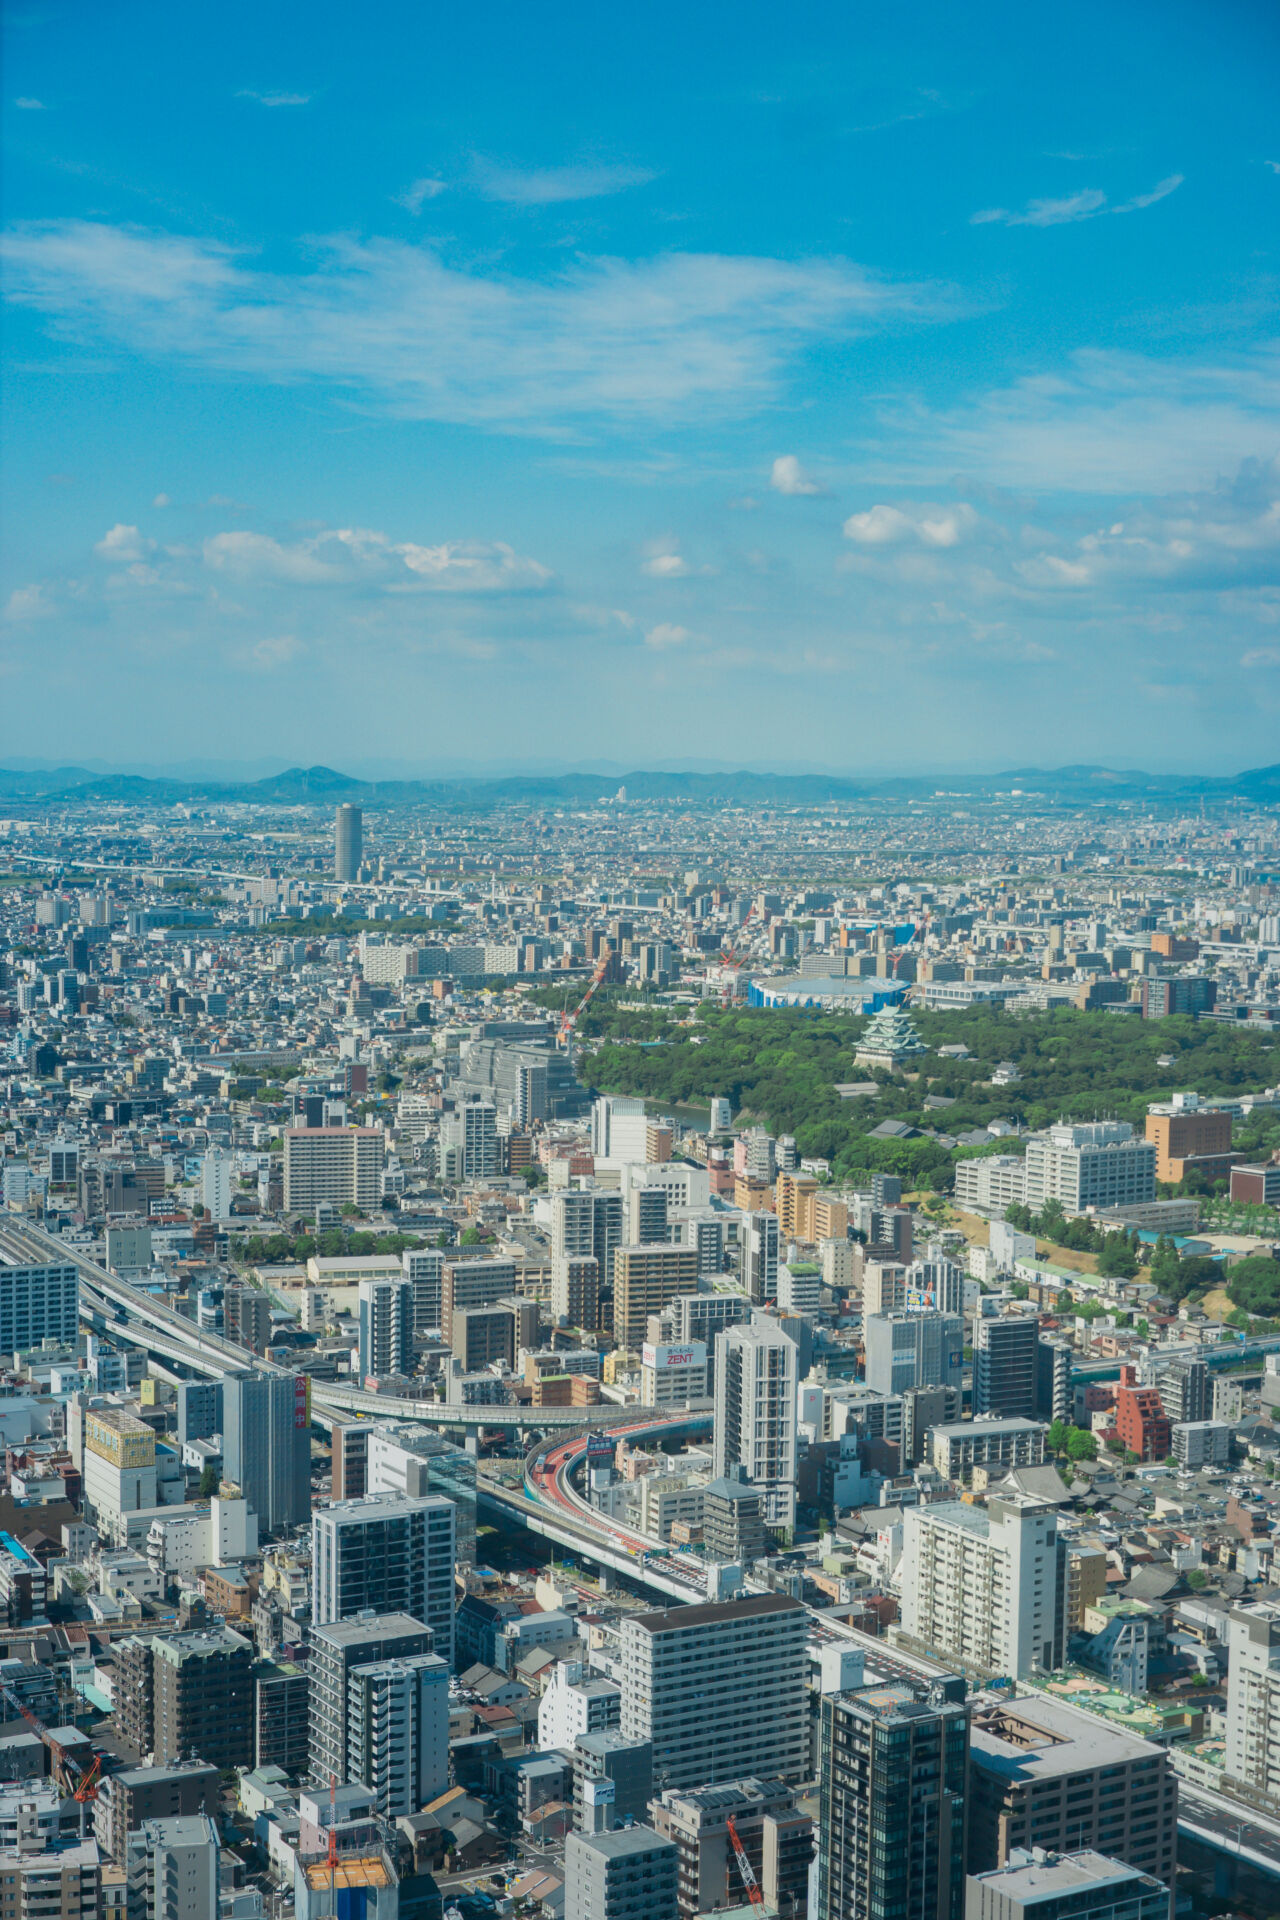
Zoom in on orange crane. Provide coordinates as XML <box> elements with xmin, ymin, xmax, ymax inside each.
<box><xmin>719</xmin><ymin>902</ymin><xmax>760</xmax><ymax>1005</ymax></box>
<box><xmin>725</xmin><ymin>1814</ymin><xmax>764</xmax><ymax>1908</ymax></box>
<box><xmin>1</xmin><ymin>1682</ymin><xmax>101</xmax><ymax>1834</ymax></box>
<box><xmin>559</xmin><ymin>949</ymin><xmax>614</xmax><ymax>1045</ymax></box>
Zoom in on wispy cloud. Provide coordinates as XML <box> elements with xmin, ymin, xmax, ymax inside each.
<box><xmin>644</xmin><ymin>622</ymin><xmax>693</xmax><ymax>649</ymax></box>
<box><xmin>236</xmin><ymin>89</ymin><xmax>311</xmax><ymax>108</ymax></box>
<box><xmin>201</xmin><ymin>525</ymin><xmax>553</xmax><ymax>592</ymax></box>
<box><xmin>972</xmin><ymin>174</ymin><xmax>1182</xmax><ymax>228</ymax></box>
<box><xmin>395</xmin><ymin>177</ymin><xmax>447</xmax><ymax>213</ymax></box>
<box><xmin>14</xmin><ymin>98</ymin><xmax>45</xmax><ymax>111</ymax></box>
<box><xmin>0</xmin><ymin>220</ymin><xmax>950</xmax><ymax>435</ymax></box>
<box><xmin>469</xmin><ymin>158</ymin><xmax>655</xmax><ymax>204</ymax></box>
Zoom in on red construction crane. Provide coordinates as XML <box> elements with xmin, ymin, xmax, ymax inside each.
<box><xmin>725</xmin><ymin>1814</ymin><xmax>764</xmax><ymax>1908</ymax></box>
<box><xmin>890</xmin><ymin>907</ymin><xmax>931</xmax><ymax>978</ymax></box>
<box><xmin>719</xmin><ymin>902</ymin><xmax>760</xmax><ymax>1005</ymax></box>
<box><xmin>1</xmin><ymin>1682</ymin><xmax>101</xmax><ymax>1833</ymax></box>
<box><xmin>559</xmin><ymin>949</ymin><xmax>614</xmax><ymax>1045</ymax></box>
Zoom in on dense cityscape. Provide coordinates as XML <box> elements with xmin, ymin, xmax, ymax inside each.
<box><xmin>0</xmin><ymin>779</ymin><xmax>1278</xmax><ymax>1920</ymax></box>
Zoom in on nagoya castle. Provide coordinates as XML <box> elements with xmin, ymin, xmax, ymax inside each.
<box><xmin>854</xmin><ymin>1000</ymin><xmax>929</xmax><ymax>1070</ymax></box>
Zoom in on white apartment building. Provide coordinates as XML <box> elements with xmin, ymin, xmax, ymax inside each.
<box><xmin>637</xmin><ymin>1471</ymin><xmax>706</xmax><ymax>1541</ymax></box>
<box><xmin>1023</xmin><ymin>1121</ymin><xmax>1156</xmax><ymax>1213</ymax></box>
<box><xmin>899</xmin><ymin>1494</ymin><xmax>1063</xmax><ymax>1678</ymax></box>
<box><xmin>537</xmin><ymin>1659</ymin><xmax>621</xmax><ymax>1750</ymax></box>
<box><xmin>713</xmin><ymin>1320</ymin><xmax>797</xmax><ymax>1528</ymax></box>
<box><xmin>909</xmin><ymin>1245</ymin><xmax>965</xmax><ymax>1313</ymax></box>
<box><xmin>312</xmin><ymin>1494</ymin><xmax>456</xmax><ymax>1664</ymax></box>
<box><xmin>346</xmin><ymin>1650</ymin><xmax>449</xmax><ymax>1818</ymax></box>
<box><xmin>1226</xmin><ymin>1603</ymin><xmax>1280</xmax><ymax>1802</ymax></box>
<box><xmin>619</xmin><ymin>1594</ymin><xmax>809</xmax><ymax>1790</ymax></box>
<box><xmin>284</xmin><ymin>1127</ymin><xmax>384</xmax><ymax>1212</ymax></box>
<box><xmin>201</xmin><ymin>1147</ymin><xmax>234</xmax><ymax>1223</ymax></box>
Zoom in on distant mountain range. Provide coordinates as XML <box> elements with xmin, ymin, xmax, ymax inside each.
<box><xmin>0</xmin><ymin>761</ymin><xmax>1278</xmax><ymax>807</ymax></box>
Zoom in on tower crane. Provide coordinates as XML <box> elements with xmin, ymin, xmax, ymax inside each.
<box><xmin>725</xmin><ymin>1814</ymin><xmax>764</xmax><ymax>1908</ymax></box>
<box><xmin>1</xmin><ymin>1682</ymin><xmax>101</xmax><ymax>1834</ymax></box>
<box><xmin>719</xmin><ymin>902</ymin><xmax>760</xmax><ymax>1005</ymax></box>
<box><xmin>559</xmin><ymin>948</ymin><xmax>615</xmax><ymax>1045</ymax></box>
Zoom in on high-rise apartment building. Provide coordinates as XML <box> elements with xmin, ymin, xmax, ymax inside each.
<box><xmin>900</xmin><ymin>1496</ymin><xmax>1064</xmax><ymax>1679</ymax></box>
<box><xmin>1226</xmin><ymin>1603</ymin><xmax>1280</xmax><ymax>1805</ymax></box>
<box><xmin>346</xmin><ymin>1651</ymin><xmax>449</xmax><ymax>1817</ymax></box>
<box><xmin>1144</xmin><ymin>1093</ymin><xmax>1235</xmax><ymax>1183</ymax></box>
<box><xmin>619</xmin><ymin>1595</ymin><xmax>808</xmax><ymax>1790</ymax></box>
<box><xmin>126</xmin><ymin>1815</ymin><xmax>220</xmax><ymax>1920</ymax></box>
<box><xmin>649</xmin><ymin>1778</ymin><xmax>813</xmax><ymax>1919</ymax></box>
<box><xmin>284</xmin><ymin>1127</ymin><xmax>384</xmax><ymax>1212</ymax></box>
<box><xmin>626</xmin><ymin>1183</ymin><xmax>669</xmax><ymax>1246</ymax></box>
<box><xmin>140</xmin><ymin>1627</ymin><xmax>255</xmax><ymax>1769</ymax></box>
<box><xmin>308</xmin><ymin>1614</ymin><xmax>434</xmax><ymax>1789</ymax></box>
<box><xmin>0</xmin><ymin>1838</ymin><xmax>100</xmax><ymax>1920</ymax></box>
<box><xmin>741</xmin><ymin>1212</ymin><xmax>779</xmax><ymax>1305</ymax></box>
<box><xmin>551</xmin><ymin>1255</ymin><xmax>600</xmax><ymax>1330</ymax></box>
<box><xmin>612</xmin><ymin>1244</ymin><xmax>700</xmax><ymax>1352</ymax></box>
<box><xmin>1156</xmin><ymin>1355</ymin><xmax>1209</xmax><ymax>1426</ymax></box>
<box><xmin>713</xmin><ymin>1319</ymin><xmax>798</xmax><ymax>1528</ymax></box>
<box><xmin>864</xmin><ymin>1310</ymin><xmax>963</xmax><ymax>1398</ymax></box>
<box><xmin>441</xmin><ymin>1100</ymin><xmax>500</xmax><ymax>1181</ymax></box>
<box><xmin>221</xmin><ymin>1371</ymin><xmax>311</xmax><ymax>1536</ymax></box>
<box><xmin>552</xmin><ymin>1187</ymin><xmax>624</xmax><ymax>1284</ymax></box>
<box><xmin>401</xmin><ymin>1247</ymin><xmax>444</xmax><ymax>1334</ymax></box>
<box><xmin>0</xmin><ymin>1245</ymin><xmax>78</xmax><ymax>1353</ymax></box>
<box><xmin>335</xmin><ymin>803</ymin><xmax>363</xmax><ymax>883</ymax></box>
<box><xmin>664</xmin><ymin>1291</ymin><xmax>751</xmax><ymax>1396</ymax></box>
<box><xmin>440</xmin><ymin>1256</ymin><xmax>518</xmax><ymax>1342</ymax></box>
<box><xmin>816</xmin><ymin>1680</ymin><xmax>968</xmax><ymax>1920</ymax></box>
<box><xmin>974</xmin><ymin>1313</ymin><xmax>1041</xmax><ymax>1420</ymax></box>
<box><xmin>312</xmin><ymin>1493</ymin><xmax>456</xmax><ymax>1663</ymax></box>
<box><xmin>357</xmin><ymin>1275</ymin><xmax>413</xmax><ymax>1381</ymax></box>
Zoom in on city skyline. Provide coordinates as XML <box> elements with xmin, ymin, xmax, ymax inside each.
<box><xmin>3</xmin><ymin>0</ymin><xmax>1278</xmax><ymax>769</ymax></box>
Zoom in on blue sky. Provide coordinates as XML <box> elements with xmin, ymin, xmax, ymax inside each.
<box><xmin>3</xmin><ymin>0</ymin><xmax>1279</xmax><ymax>774</ymax></box>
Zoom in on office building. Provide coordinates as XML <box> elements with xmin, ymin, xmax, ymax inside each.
<box><xmin>966</xmin><ymin>1850</ymin><xmax>1169</xmax><ymax>1920</ymax></box>
<box><xmin>401</xmin><ymin>1247</ymin><xmax>444</xmax><ymax>1334</ymax></box>
<box><xmin>126</xmin><ymin>1816</ymin><xmax>219</xmax><ymax>1920</ymax></box>
<box><xmin>448</xmin><ymin>1302</ymin><xmax>514</xmax><ymax>1373</ymax></box>
<box><xmin>1023</xmin><ymin>1123</ymin><xmax>1156</xmax><ymax>1214</ymax></box>
<box><xmin>363</xmin><ymin>1424</ymin><xmax>477</xmax><ymax>1567</ymax></box>
<box><xmin>551</xmin><ymin>1255</ymin><xmax>600</xmax><ymax>1330</ymax></box>
<box><xmin>335</xmin><ymin>803</ymin><xmax>363</xmax><ymax>882</ymax></box>
<box><xmin>912</xmin><ymin>1246</ymin><xmax>966</xmax><ymax>1314</ymax></box>
<box><xmin>1171</xmin><ymin>1419</ymin><xmax>1231</xmax><ymax>1469</ymax></box>
<box><xmin>175</xmin><ymin>1380</ymin><xmax>222</xmax><ymax>1447</ymax></box>
<box><xmin>613</xmin><ymin>1244</ymin><xmax>700</xmax><ymax>1352</ymax></box>
<box><xmin>816</xmin><ymin>1681</ymin><xmax>968</xmax><ymax>1920</ymax></box>
<box><xmin>0</xmin><ymin>1248</ymin><xmax>78</xmax><ymax>1353</ymax></box>
<box><xmin>664</xmin><ymin>1291</ymin><xmax>751</xmax><ymax>1396</ymax></box>
<box><xmin>969</xmin><ymin>1692</ymin><xmax>1177</xmax><ymax>1890</ymax></box>
<box><xmin>1140</xmin><ymin>977</ymin><xmax>1217</xmax><ymax>1020</ymax></box>
<box><xmin>221</xmin><ymin>1371</ymin><xmax>311</xmax><ymax>1537</ymax></box>
<box><xmin>357</xmin><ymin>1275</ymin><xmax>413</xmax><ymax>1382</ymax></box>
<box><xmin>864</xmin><ymin>1310</ymin><xmax>963</xmax><ymax>1398</ymax></box>
<box><xmin>974</xmin><ymin>1313</ymin><xmax>1041</xmax><ymax>1420</ymax></box>
<box><xmin>954</xmin><ymin>1156</ymin><xmax>1031</xmax><ymax>1217</ymax></box>
<box><xmin>312</xmin><ymin>1494</ymin><xmax>455</xmax><ymax>1663</ymax></box>
<box><xmin>284</xmin><ymin>1127</ymin><xmax>384</xmax><ymax>1212</ymax></box>
<box><xmin>641</xmin><ymin>1341</ymin><xmax>708</xmax><ymax>1408</ymax></box>
<box><xmin>308</xmin><ymin>1614</ymin><xmax>434</xmax><ymax>1789</ymax></box>
<box><xmin>649</xmin><ymin>1778</ymin><xmax>813</xmax><ymax>1919</ymax></box>
<box><xmin>713</xmin><ymin>1319</ymin><xmax>798</xmax><ymax>1527</ymax></box>
<box><xmin>82</xmin><ymin>1408</ymin><xmax>157</xmax><ymax>1543</ymax></box>
<box><xmin>863</xmin><ymin>1260</ymin><xmax>906</xmax><ymax>1315</ymax></box>
<box><xmin>620</xmin><ymin>1595</ymin><xmax>808</xmax><ymax>1790</ymax></box>
<box><xmin>900</xmin><ymin>1496</ymin><xmax>1064</xmax><ymax>1679</ymax></box>
<box><xmin>347</xmin><ymin>1651</ymin><xmax>449</xmax><ymax>1816</ymax></box>
<box><xmin>741</xmin><ymin>1212</ymin><xmax>779</xmax><ymax>1305</ymax></box>
<box><xmin>571</xmin><ymin>1732</ymin><xmax>653</xmax><ymax>1832</ymax></box>
<box><xmin>565</xmin><ymin>1826</ymin><xmax>678</xmax><ymax>1920</ymax></box>
<box><xmin>440</xmin><ymin>1256</ymin><xmax>517</xmax><ymax>1342</ymax></box>
<box><xmin>591</xmin><ymin>1096</ymin><xmax>650</xmax><ymax>1163</ymax></box>
<box><xmin>1144</xmin><ymin>1093</ymin><xmax>1235</xmax><ymax>1184</ymax></box>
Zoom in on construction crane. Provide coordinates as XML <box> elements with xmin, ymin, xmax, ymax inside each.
<box><xmin>725</xmin><ymin>1814</ymin><xmax>764</xmax><ymax>1908</ymax></box>
<box><xmin>1</xmin><ymin>1682</ymin><xmax>100</xmax><ymax>1834</ymax></box>
<box><xmin>890</xmin><ymin>907</ymin><xmax>931</xmax><ymax>979</ymax></box>
<box><xmin>719</xmin><ymin>902</ymin><xmax>760</xmax><ymax>1005</ymax></box>
<box><xmin>559</xmin><ymin>948</ymin><xmax>614</xmax><ymax>1046</ymax></box>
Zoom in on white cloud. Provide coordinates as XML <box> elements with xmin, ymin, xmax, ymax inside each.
<box><xmin>395</xmin><ymin>178</ymin><xmax>447</xmax><ymax>213</ymax></box>
<box><xmin>972</xmin><ymin>174</ymin><xmax>1182</xmax><ymax>228</ymax></box>
<box><xmin>201</xmin><ymin>524</ymin><xmax>552</xmax><ymax>592</ymax></box>
<box><xmin>843</xmin><ymin>502</ymin><xmax>978</xmax><ymax>547</ymax></box>
<box><xmin>3</xmin><ymin>584</ymin><xmax>50</xmax><ymax>620</ymax></box>
<box><xmin>1242</xmin><ymin>647</ymin><xmax>1280</xmax><ymax>667</ymax></box>
<box><xmin>643</xmin><ymin>552</ymin><xmax>692</xmax><ymax>578</ymax></box>
<box><xmin>469</xmin><ymin>159</ymin><xmax>655</xmax><ymax>205</ymax></box>
<box><xmin>14</xmin><ymin>98</ymin><xmax>45</xmax><ymax>111</ymax></box>
<box><xmin>94</xmin><ymin>523</ymin><xmax>155</xmax><ymax>562</ymax></box>
<box><xmin>237</xmin><ymin>634</ymin><xmax>306</xmax><ymax>670</ymax></box>
<box><xmin>875</xmin><ymin>345</ymin><xmax>1280</xmax><ymax>493</ymax></box>
<box><xmin>770</xmin><ymin>454</ymin><xmax>822</xmax><ymax>495</ymax></box>
<box><xmin>152</xmin><ymin>492</ymin><xmax>171</xmax><ymax>507</ymax></box>
<box><xmin>644</xmin><ymin>622</ymin><xmax>692</xmax><ymax>649</ymax></box>
<box><xmin>236</xmin><ymin>90</ymin><xmax>310</xmax><ymax>107</ymax></box>
<box><xmin>0</xmin><ymin>220</ymin><xmax>949</xmax><ymax>435</ymax></box>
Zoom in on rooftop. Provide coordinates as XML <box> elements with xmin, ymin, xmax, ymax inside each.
<box><xmin>628</xmin><ymin>1593</ymin><xmax>804</xmax><ymax>1636</ymax></box>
